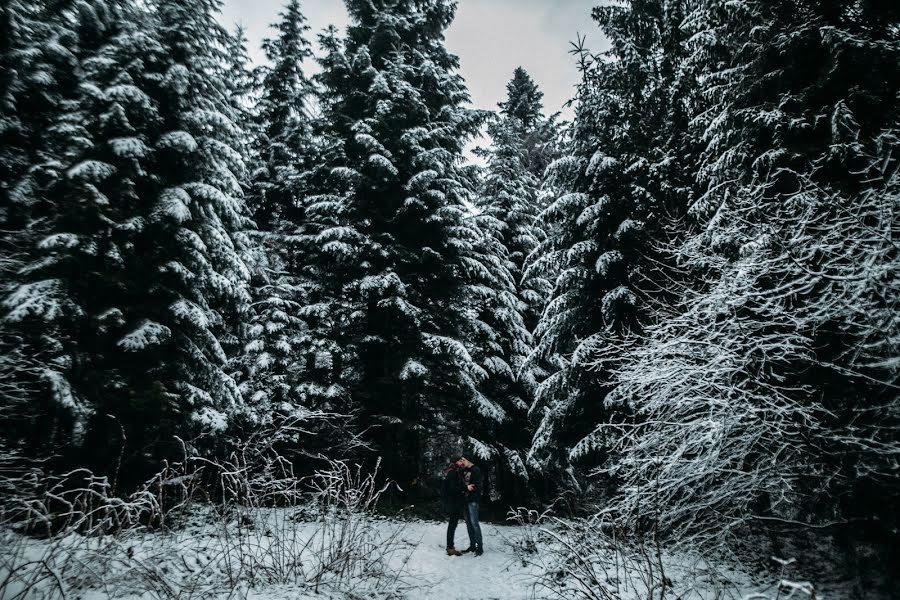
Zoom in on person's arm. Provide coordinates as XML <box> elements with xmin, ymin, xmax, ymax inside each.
<box><xmin>470</xmin><ymin>466</ymin><xmax>483</xmax><ymax>497</ymax></box>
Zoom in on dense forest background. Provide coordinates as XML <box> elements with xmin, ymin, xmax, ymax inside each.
<box><xmin>2</xmin><ymin>0</ymin><xmax>899</xmax><ymax>562</ymax></box>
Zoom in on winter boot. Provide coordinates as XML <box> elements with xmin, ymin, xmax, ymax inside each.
<box><xmin>474</xmin><ymin>545</ymin><xmax>484</xmax><ymax>557</ymax></box>
<box><xmin>446</xmin><ymin>547</ymin><xmax>462</xmax><ymax>556</ymax></box>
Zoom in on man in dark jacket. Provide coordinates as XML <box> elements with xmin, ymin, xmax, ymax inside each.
<box><xmin>459</xmin><ymin>456</ymin><xmax>484</xmax><ymax>556</ymax></box>
<box><xmin>441</xmin><ymin>458</ymin><xmax>466</xmax><ymax>556</ymax></box>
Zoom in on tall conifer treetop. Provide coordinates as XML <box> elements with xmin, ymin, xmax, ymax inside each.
<box><xmin>251</xmin><ymin>0</ymin><xmax>314</xmax><ymax>228</ymax></box>
<box><xmin>499</xmin><ymin>66</ymin><xmax>544</xmax><ymax>128</ymax></box>
<box><xmin>467</xmin><ymin>66</ymin><xmax>561</xmax><ymax>502</ymax></box>
<box><xmin>259</xmin><ymin>0</ymin><xmax>312</xmax><ymax>144</ymax></box>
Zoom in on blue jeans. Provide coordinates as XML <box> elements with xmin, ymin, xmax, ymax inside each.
<box><xmin>463</xmin><ymin>501</ymin><xmax>483</xmax><ymax>549</ymax></box>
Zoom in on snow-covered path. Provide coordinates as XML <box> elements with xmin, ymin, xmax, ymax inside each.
<box><xmin>4</xmin><ymin>512</ymin><xmax>872</xmax><ymax>599</ymax></box>
<box><xmin>390</xmin><ymin>520</ymin><xmax>543</xmax><ymax>600</ymax></box>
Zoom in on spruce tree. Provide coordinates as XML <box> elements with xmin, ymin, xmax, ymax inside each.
<box><xmin>1</xmin><ymin>0</ymin><xmax>135</xmax><ymax>457</ymax></box>
<box><xmin>580</xmin><ymin>0</ymin><xmax>900</xmax><ymax>548</ymax></box>
<box><xmin>251</xmin><ymin>0</ymin><xmax>314</xmax><ymax>231</ymax></box>
<box><xmin>498</xmin><ymin>66</ymin><xmax>544</xmax><ymax>129</ymax></box>
<box><xmin>469</xmin><ymin>68</ymin><xmax>561</xmax><ymax>500</ymax></box>
<box><xmin>482</xmin><ymin>68</ymin><xmax>559</xmax><ymax>331</ymax></box>
<box><xmin>463</xmin><ymin>204</ymin><xmax>534</xmax><ymax>501</ymax></box>
<box><xmin>236</xmin><ymin>0</ymin><xmax>353</xmax><ymax>456</ymax></box>
<box><xmin>2</xmin><ymin>0</ymin><xmax>256</xmax><ymax>476</ymax></box>
<box><xmin>307</xmin><ymin>0</ymin><xmax>499</xmax><ymax>486</ymax></box>
<box><xmin>0</xmin><ymin>0</ymin><xmax>30</xmax><ymax>213</ymax></box>
<box><xmin>0</xmin><ymin>0</ymin><xmax>64</xmax><ymax>455</ymax></box>
<box><xmin>527</xmin><ymin>0</ymin><xmax>696</xmax><ymax>478</ymax></box>
<box><xmin>224</xmin><ymin>25</ymin><xmax>258</xmax><ymax>161</ymax></box>
<box><xmin>607</xmin><ymin>0</ymin><xmax>900</xmax><ymax>542</ymax></box>
<box><xmin>684</xmin><ymin>0</ymin><xmax>900</xmax><ymax>532</ymax></box>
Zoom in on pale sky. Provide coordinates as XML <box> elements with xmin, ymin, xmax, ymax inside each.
<box><xmin>219</xmin><ymin>0</ymin><xmax>605</xmax><ymax>119</ymax></box>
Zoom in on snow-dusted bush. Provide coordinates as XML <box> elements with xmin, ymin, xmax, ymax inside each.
<box><xmin>507</xmin><ymin>508</ymin><xmax>822</xmax><ymax>600</ymax></box>
<box><xmin>508</xmin><ymin>508</ymin><xmax>674</xmax><ymax>600</ymax></box>
<box><xmin>0</xmin><ymin>423</ymin><xmax>411</xmax><ymax>599</ymax></box>
<box><xmin>577</xmin><ymin>135</ymin><xmax>900</xmax><ymax>550</ymax></box>
<box><xmin>303</xmin><ymin>458</ymin><xmax>411</xmax><ymax>594</ymax></box>
<box><xmin>0</xmin><ymin>439</ymin><xmax>203</xmax><ymax>599</ymax></box>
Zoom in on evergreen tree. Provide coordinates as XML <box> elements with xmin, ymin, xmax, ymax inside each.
<box><xmin>469</xmin><ymin>69</ymin><xmax>561</xmax><ymax>500</ymax></box>
<box><xmin>498</xmin><ymin>66</ymin><xmax>544</xmax><ymax>129</ymax></box>
<box><xmin>251</xmin><ymin>0</ymin><xmax>314</xmax><ymax>231</ymax></box>
<box><xmin>463</xmin><ymin>204</ymin><xmax>534</xmax><ymax>501</ymax></box>
<box><xmin>482</xmin><ymin>68</ymin><xmax>559</xmax><ymax>331</ymax></box>
<box><xmin>2</xmin><ymin>0</ymin><xmax>256</xmax><ymax>477</ymax></box>
<box><xmin>527</xmin><ymin>0</ymin><xmax>696</xmax><ymax>479</ymax></box>
<box><xmin>0</xmin><ymin>0</ymin><xmax>31</xmax><ymax>213</ymax></box>
<box><xmin>495</xmin><ymin>66</ymin><xmax>561</xmax><ymax>185</ymax></box>
<box><xmin>565</xmin><ymin>0</ymin><xmax>900</xmax><ymax>550</ymax></box>
<box><xmin>0</xmin><ymin>1</ymin><xmax>59</xmax><ymax>454</ymax></box>
<box><xmin>599</xmin><ymin>0</ymin><xmax>900</xmax><ymax>544</ymax></box>
<box><xmin>682</xmin><ymin>0</ymin><xmax>900</xmax><ymax>537</ymax></box>
<box><xmin>307</xmin><ymin>0</ymin><xmax>499</xmax><ymax>486</ymax></box>
<box><xmin>241</xmin><ymin>0</ymin><xmax>312</xmax><ymax>410</ymax></box>
<box><xmin>234</xmin><ymin>0</ymin><xmax>356</xmax><ymax>459</ymax></box>
<box><xmin>224</xmin><ymin>25</ymin><xmax>258</xmax><ymax>160</ymax></box>
<box><xmin>1</xmin><ymin>0</ymin><xmax>133</xmax><ymax>456</ymax></box>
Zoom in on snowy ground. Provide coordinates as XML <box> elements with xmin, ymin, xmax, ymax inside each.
<box><xmin>0</xmin><ymin>510</ymin><xmax>879</xmax><ymax>599</ymax></box>
<box><xmin>382</xmin><ymin>520</ymin><xmax>545</xmax><ymax>600</ymax></box>
<box><xmin>0</xmin><ymin>508</ymin><xmax>549</xmax><ymax>600</ymax></box>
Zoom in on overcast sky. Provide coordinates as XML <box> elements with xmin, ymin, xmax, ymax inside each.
<box><xmin>219</xmin><ymin>0</ymin><xmax>605</xmax><ymax>119</ymax></box>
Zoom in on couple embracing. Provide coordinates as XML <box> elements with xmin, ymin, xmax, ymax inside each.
<box><xmin>442</xmin><ymin>456</ymin><xmax>484</xmax><ymax>557</ymax></box>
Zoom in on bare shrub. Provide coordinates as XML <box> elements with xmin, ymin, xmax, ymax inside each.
<box><xmin>0</xmin><ymin>434</ymin><xmax>206</xmax><ymax>599</ymax></box>
<box><xmin>507</xmin><ymin>507</ymin><xmax>676</xmax><ymax>600</ymax></box>
<box><xmin>505</xmin><ymin>507</ymin><xmax>822</xmax><ymax>600</ymax></box>
<box><xmin>0</xmin><ymin>419</ymin><xmax>411</xmax><ymax>599</ymax></box>
<box><xmin>305</xmin><ymin>458</ymin><xmax>411</xmax><ymax>594</ymax></box>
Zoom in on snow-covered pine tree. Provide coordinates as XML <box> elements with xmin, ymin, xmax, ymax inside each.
<box><xmin>235</xmin><ymin>1</ymin><xmax>354</xmax><ymax>457</ymax></box>
<box><xmin>2</xmin><ymin>0</ymin><xmax>256</xmax><ymax>477</ymax></box>
<box><xmin>598</xmin><ymin>0</ymin><xmax>900</xmax><ymax>549</ymax></box>
<box><xmin>250</xmin><ymin>0</ymin><xmax>314</xmax><ymax>231</ymax></box>
<box><xmin>112</xmin><ymin>0</ymin><xmax>254</xmax><ymax>458</ymax></box>
<box><xmin>1</xmin><ymin>0</ymin><xmax>136</xmax><ymax>458</ymax></box>
<box><xmin>224</xmin><ymin>25</ymin><xmax>258</xmax><ymax>163</ymax></box>
<box><xmin>306</xmin><ymin>0</ymin><xmax>499</xmax><ymax>486</ymax></box>
<box><xmin>486</xmin><ymin>68</ymin><xmax>559</xmax><ymax>330</ymax></box>
<box><xmin>526</xmin><ymin>0</ymin><xmax>696</xmax><ymax>480</ymax></box>
<box><xmin>461</xmin><ymin>210</ymin><xmax>533</xmax><ymax>501</ymax></box>
<box><xmin>0</xmin><ymin>0</ymin><xmax>59</xmax><ymax>455</ymax></box>
<box><xmin>468</xmin><ymin>68</ymin><xmax>561</xmax><ymax>501</ymax></box>
<box><xmin>498</xmin><ymin>66</ymin><xmax>561</xmax><ymax>180</ymax></box>
<box><xmin>498</xmin><ymin>66</ymin><xmax>543</xmax><ymax>129</ymax></box>
<box><xmin>0</xmin><ymin>0</ymin><xmax>30</xmax><ymax>212</ymax></box>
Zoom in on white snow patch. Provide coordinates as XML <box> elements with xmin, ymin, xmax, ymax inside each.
<box><xmin>117</xmin><ymin>319</ymin><xmax>171</xmax><ymax>350</ymax></box>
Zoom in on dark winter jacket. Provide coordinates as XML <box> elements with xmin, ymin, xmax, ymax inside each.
<box><xmin>441</xmin><ymin>463</ymin><xmax>465</xmax><ymax>511</ymax></box>
<box><xmin>463</xmin><ymin>465</ymin><xmax>483</xmax><ymax>502</ymax></box>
